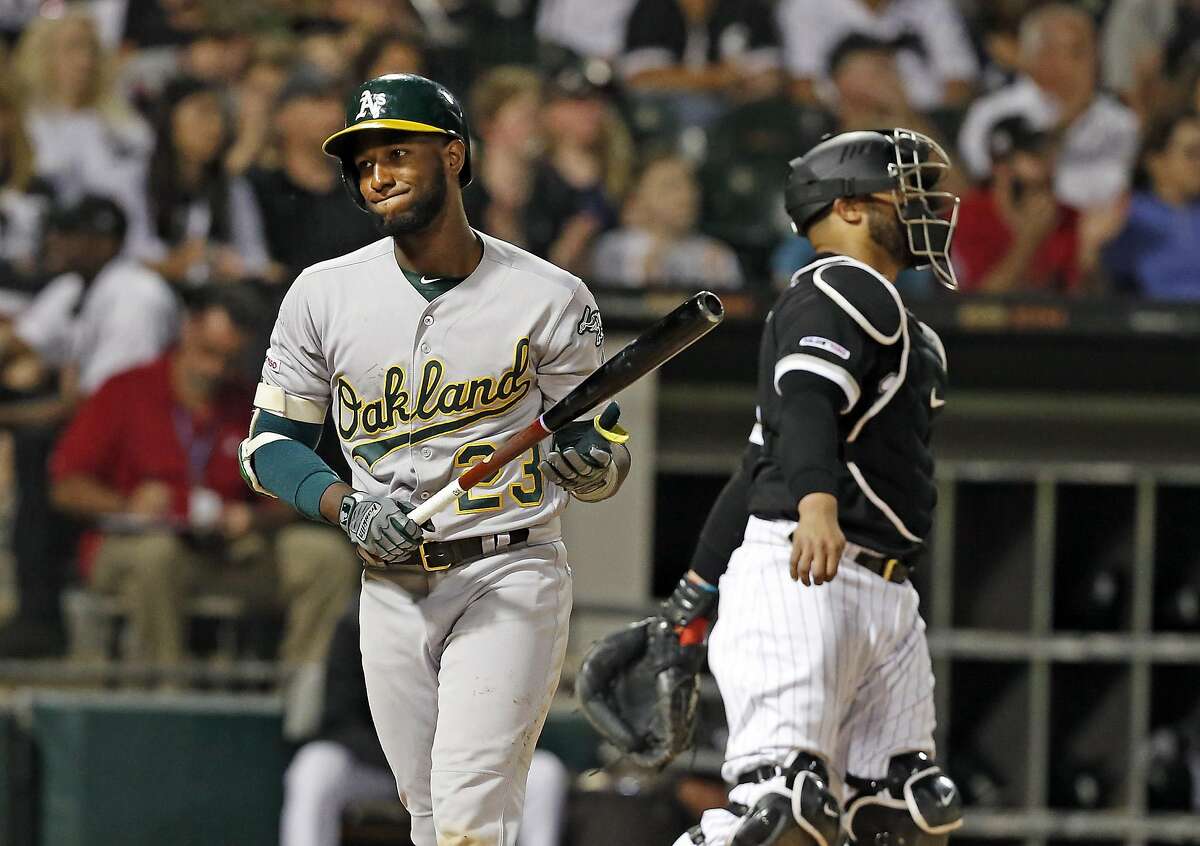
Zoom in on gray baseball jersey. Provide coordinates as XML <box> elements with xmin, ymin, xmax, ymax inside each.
<box><xmin>258</xmin><ymin>230</ymin><xmax>604</xmax><ymax>540</ymax></box>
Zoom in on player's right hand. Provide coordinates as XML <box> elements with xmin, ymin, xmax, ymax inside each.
<box><xmin>791</xmin><ymin>492</ymin><xmax>845</xmax><ymax>586</ymax></box>
<box><xmin>337</xmin><ymin>491</ymin><xmax>425</xmax><ymax>566</ymax></box>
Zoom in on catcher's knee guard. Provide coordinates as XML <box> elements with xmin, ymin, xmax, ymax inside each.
<box><xmin>843</xmin><ymin>752</ymin><xmax>963</xmax><ymax>846</ymax></box>
<box><xmin>730</xmin><ymin>751</ymin><xmax>841</xmax><ymax>846</ymax></box>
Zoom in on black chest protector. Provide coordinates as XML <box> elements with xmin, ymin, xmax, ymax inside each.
<box><xmin>839</xmin><ymin>308</ymin><xmax>947</xmax><ymax>552</ymax></box>
<box><xmin>749</xmin><ymin>256</ymin><xmax>948</xmax><ymax>556</ymax></box>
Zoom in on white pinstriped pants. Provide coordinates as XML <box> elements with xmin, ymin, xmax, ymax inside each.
<box><xmin>708</xmin><ymin>516</ymin><xmax>938</xmax><ymax>795</ymax></box>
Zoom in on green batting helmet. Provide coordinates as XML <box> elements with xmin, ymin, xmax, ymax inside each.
<box><xmin>322</xmin><ymin>73</ymin><xmax>472</xmax><ymax>209</ymax></box>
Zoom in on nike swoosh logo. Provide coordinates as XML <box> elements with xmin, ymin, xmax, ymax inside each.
<box><xmin>420</xmin><ymin>276</ymin><xmax>441</xmax><ymax>284</ymax></box>
<box><xmin>930</xmin><ymin>388</ymin><xmax>945</xmax><ymax>408</ymax></box>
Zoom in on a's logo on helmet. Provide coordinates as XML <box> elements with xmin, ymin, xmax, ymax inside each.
<box><xmin>356</xmin><ymin>91</ymin><xmax>387</xmax><ymax>120</ymax></box>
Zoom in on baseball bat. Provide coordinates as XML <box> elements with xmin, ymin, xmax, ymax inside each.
<box><xmin>408</xmin><ymin>291</ymin><xmax>724</xmax><ymax>525</ymax></box>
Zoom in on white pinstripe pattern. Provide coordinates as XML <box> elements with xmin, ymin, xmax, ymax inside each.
<box><xmin>709</xmin><ymin>517</ymin><xmax>936</xmax><ymax>797</ymax></box>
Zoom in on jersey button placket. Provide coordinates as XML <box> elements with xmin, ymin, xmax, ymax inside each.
<box><xmin>411</xmin><ymin>308</ymin><xmax>437</xmax><ymax>496</ymax></box>
<box><xmin>409</xmin><ymin>313</ymin><xmax>432</xmax><ymax>493</ymax></box>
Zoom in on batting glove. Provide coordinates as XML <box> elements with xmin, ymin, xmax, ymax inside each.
<box><xmin>338</xmin><ymin>491</ymin><xmax>425</xmax><ymax>567</ymax></box>
<box><xmin>539</xmin><ymin>402</ymin><xmax>631</xmax><ymax>502</ymax></box>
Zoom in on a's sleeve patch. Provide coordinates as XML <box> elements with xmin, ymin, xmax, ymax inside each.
<box><xmin>576</xmin><ymin>304</ymin><xmax>604</xmax><ymax>348</ymax></box>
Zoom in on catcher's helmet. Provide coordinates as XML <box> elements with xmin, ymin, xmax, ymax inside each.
<box><xmin>784</xmin><ymin>128</ymin><xmax>960</xmax><ymax>290</ymax></box>
<box><xmin>322</xmin><ymin>73</ymin><xmax>472</xmax><ymax>210</ymax></box>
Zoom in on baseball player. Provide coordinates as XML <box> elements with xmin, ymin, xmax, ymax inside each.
<box><xmin>579</xmin><ymin>128</ymin><xmax>964</xmax><ymax>846</ymax></box>
<box><xmin>702</xmin><ymin>127</ymin><xmax>964</xmax><ymax>846</ymax></box>
<box><xmin>237</xmin><ymin>73</ymin><xmax>632</xmax><ymax>846</ymax></box>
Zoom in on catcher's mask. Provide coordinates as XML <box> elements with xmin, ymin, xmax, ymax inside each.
<box><xmin>784</xmin><ymin>128</ymin><xmax>960</xmax><ymax>290</ymax></box>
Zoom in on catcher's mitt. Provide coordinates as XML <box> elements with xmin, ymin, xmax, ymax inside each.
<box><xmin>576</xmin><ymin>577</ymin><xmax>716</xmax><ymax>769</ymax></box>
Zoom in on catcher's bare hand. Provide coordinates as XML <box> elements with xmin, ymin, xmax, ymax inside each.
<box><xmin>790</xmin><ymin>492</ymin><xmax>845</xmax><ymax>586</ymax></box>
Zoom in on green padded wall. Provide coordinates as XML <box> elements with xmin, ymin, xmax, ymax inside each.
<box><xmin>0</xmin><ymin>708</ymin><xmax>9</xmax><ymax>846</ymax></box>
<box><xmin>0</xmin><ymin>705</ymin><xmax>35</xmax><ymax>846</ymax></box>
<box><xmin>538</xmin><ymin>708</ymin><xmax>602</xmax><ymax>774</ymax></box>
<box><xmin>31</xmin><ymin>691</ymin><xmax>285</xmax><ymax>846</ymax></box>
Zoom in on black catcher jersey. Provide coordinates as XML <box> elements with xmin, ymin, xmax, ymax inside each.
<box><xmin>748</xmin><ymin>254</ymin><xmax>948</xmax><ymax>556</ymax></box>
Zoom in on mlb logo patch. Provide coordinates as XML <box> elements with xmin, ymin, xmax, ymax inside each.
<box><xmin>799</xmin><ymin>336</ymin><xmax>850</xmax><ymax>360</ymax></box>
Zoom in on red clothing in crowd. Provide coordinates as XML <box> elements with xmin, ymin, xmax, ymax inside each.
<box><xmin>952</xmin><ymin>188</ymin><xmax>1081</xmax><ymax>293</ymax></box>
<box><xmin>50</xmin><ymin>352</ymin><xmax>253</xmax><ymax>574</ymax></box>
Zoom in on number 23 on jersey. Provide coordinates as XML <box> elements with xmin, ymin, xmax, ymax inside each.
<box><xmin>453</xmin><ymin>441</ymin><xmax>544</xmax><ymax>513</ymax></box>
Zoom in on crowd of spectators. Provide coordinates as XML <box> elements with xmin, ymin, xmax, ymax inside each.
<box><xmin>0</xmin><ymin>0</ymin><xmax>1197</xmax><ymax>660</ymax></box>
<box><xmin>0</xmin><ymin>1</ymin><xmax>1194</xmax><ymax>306</ymax></box>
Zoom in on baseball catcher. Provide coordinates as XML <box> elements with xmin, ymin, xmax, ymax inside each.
<box><xmin>580</xmin><ymin>127</ymin><xmax>966</xmax><ymax>846</ymax></box>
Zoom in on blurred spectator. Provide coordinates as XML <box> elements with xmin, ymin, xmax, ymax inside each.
<box><xmin>1101</xmin><ymin>0</ymin><xmax>1177</xmax><ymax>114</ymax></box>
<box><xmin>120</xmin><ymin>0</ymin><xmax>209</xmax><ymax>48</ymax></box>
<box><xmin>464</xmin><ymin>65</ymin><xmax>544</xmax><ymax>247</ymax></box>
<box><xmin>1102</xmin><ymin>0</ymin><xmax>1200</xmax><ymax>119</ymax></box>
<box><xmin>178</xmin><ymin>26</ymin><xmax>256</xmax><ymax>87</ymax></box>
<box><xmin>536</xmin><ymin>0</ymin><xmax>639</xmax><ymax>61</ymax></box>
<box><xmin>958</xmin><ymin>3</ymin><xmax>1139</xmax><ymax>210</ymax></box>
<box><xmin>0</xmin><ymin>195</ymin><xmax>177</xmax><ymax>658</ymax></box>
<box><xmin>247</xmin><ymin>72</ymin><xmax>379</xmax><ymax>283</ymax></box>
<box><xmin>620</xmin><ymin>0</ymin><xmax>783</xmax><ymax>124</ymax></box>
<box><xmin>0</xmin><ymin>81</ymin><xmax>49</xmax><ymax>282</ymax></box>
<box><xmin>2</xmin><ymin>196</ymin><xmax>177</xmax><ymax>410</ymax></box>
<box><xmin>823</xmin><ymin>36</ymin><xmax>966</xmax><ymax>198</ymax></box>
<box><xmin>280</xmin><ymin>596</ymin><xmax>571</xmax><ymax>846</ymax></box>
<box><xmin>329</xmin><ymin>0</ymin><xmax>424</xmax><ymax>36</ymax></box>
<box><xmin>49</xmin><ymin>287</ymin><xmax>358</xmax><ymax>669</ymax></box>
<box><xmin>226</xmin><ymin>39</ymin><xmax>295</xmax><ymax>176</ymax></box>
<box><xmin>124</xmin><ymin>26</ymin><xmax>259</xmax><ymax>129</ymax></box>
<box><xmin>826</xmin><ymin>34</ymin><xmax>907</xmax><ymax>130</ymax></box>
<box><xmin>13</xmin><ymin>11</ymin><xmax>157</xmax><ymax>257</ymax></box>
<box><xmin>1101</xmin><ymin>111</ymin><xmax>1200</xmax><ymax>300</ymax></box>
<box><xmin>776</xmin><ymin>0</ymin><xmax>977</xmax><ymax>109</ymax></box>
<box><xmin>525</xmin><ymin>62</ymin><xmax>633</xmax><ymax>274</ymax></box>
<box><xmin>826</xmin><ymin>36</ymin><xmax>955</xmax><ymax>154</ymax></box>
<box><xmin>591</xmin><ymin>153</ymin><xmax>742</xmax><ymax>289</ymax></box>
<box><xmin>294</xmin><ymin>17</ymin><xmax>354</xmax><ymax>81</ymax></box>
<box><xmin>402</xmin><ymin>1</ymin><xmax>539</xmax><ymax>70</ymax></box>
<box><xmin>975</xmin><ymin>0</ymin><xmax>1037</xmax><ymax>93</ymax></box>
<box><xmin>353</xmin><ymin>28</ymin><xmax>426</xmax><ymax>81</ymax></box>
<box><xmin>144</xmin><ymin>79</ymin><xmax>274</xmax><ymax>287</ymax></box>
<box><xmin>953</xmin><ymin>116</ymin><xmax>1081</xmax><ymax>294</ymax></box>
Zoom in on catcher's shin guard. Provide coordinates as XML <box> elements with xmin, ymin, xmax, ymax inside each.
<box><xmin>843</xmin><ymin>752</ymin><xmax>963</xmax><ymax>846</ymax></box>
<box><xmin>730</xmin><ymin>751</ymin><xmax>841</xmax><ymax>846</ymax></box>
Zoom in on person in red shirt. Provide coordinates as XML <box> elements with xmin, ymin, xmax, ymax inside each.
<box><xmin>49</xmin><ymin>287</ymin><xmax>357</xmax><ymax>670</ymax></box>
<box><xmin>952</xmin><ymin>115</ymin><xmax>1081</xmax><ymax>294</ymax></box>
